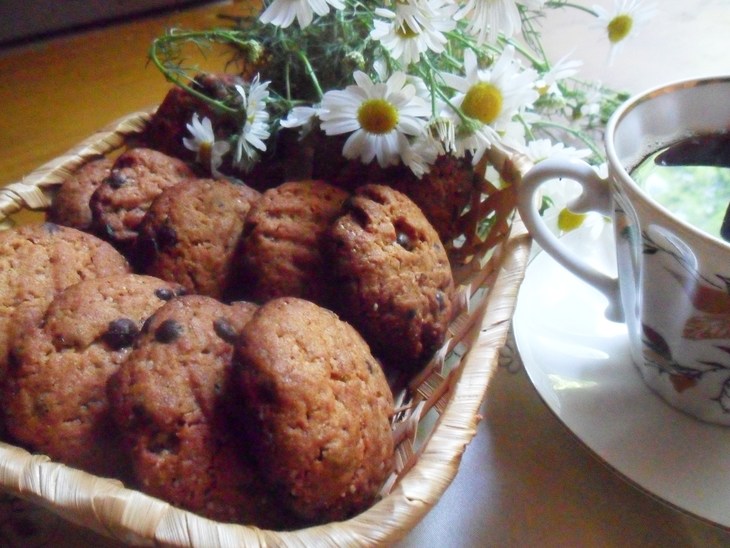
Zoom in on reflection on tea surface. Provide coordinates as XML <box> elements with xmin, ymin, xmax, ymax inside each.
<box><xmin>631</xmin><ymin>133</ymin><xmax>730</xmax><ymax>241</ymax></box>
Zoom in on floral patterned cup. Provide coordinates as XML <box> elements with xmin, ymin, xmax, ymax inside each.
<box><xmin>518</xmin><ymin>76</ymin><xmax>730</xmax><ymax>425</ymax></box>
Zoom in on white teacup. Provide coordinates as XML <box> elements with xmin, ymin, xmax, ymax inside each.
<box><xmin>518</xmin><ymin>76</ymin><xmax>730</xmax><ymax>425</ymax></box>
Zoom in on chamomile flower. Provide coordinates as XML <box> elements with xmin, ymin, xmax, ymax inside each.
<box><xmin>370</xmin><ymin>0</ymin><xmax>457</xmax><ymax>66</ymax></box>
<box><xmin>577</xmin><ymin>82</ymin><xmax>605</xmax><ymax>121</ymax></box>
<box><xmin>535</xmin><ymin>160</ymin><xmax>609</xmax><ymax>248</ymax></box>
<box><xmin>280</xmin><ymin>105</ymin><xmax>321</xmax><ymax>138</ymax></box>
<box><xmin>318</xmin><ymin>70</ymin><xmax>432</xmax><ymax>169</ymax></box>
<box><xmin>522</xmin><ymin>139</ymin><xmax>591</xmax><ymax>163</ymax></box>
<box><xmin>259</xmin><ymin>0</ymin><xmax>345</xmax><ymax>29</ymax></box>
<box><xmin>403</xmin><ymin>135</ymin><xmax>440</xmax><ymax>178</ymax></box>
<box><xmin>536</xmin><ymin>54</ymin><xmax>583</xmax><ymax>98</ymax></box>
<box><xmin>182</xmin><ymin>113</ymin><xmax>230</xmax><ymax>177</ymax></box>
<box><xmin>455</xmin><ymin>0</ymin><xmax>546</xmax><ymax>45</ymax></box>
<box><xmin>593</xmin><ymin>0</ymin><xmax>657</xmax><ymax>64</ymax></box>
<box><xmin>442</xmin><ymin>46</ymin><xmax>539</xmax><ymax>162</ymax></box>
<box><xmin>425</xmin><ymin>116</ymin><xmax>458</xmax><ymax>156</ymax></box>
<box><xmin>454</xmin><ymin>123</ymin><xmax>500</xmax><ymax>166</ymax></box>
<box><xmin>233</xmin><ymin>76</ymin><xmax>271</xmax><ymax>171</ymax></box>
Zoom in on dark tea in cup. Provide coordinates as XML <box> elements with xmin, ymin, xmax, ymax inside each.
<box><xmin>630</xmin><ymin>132</ymin><xmax>730</xmax><ymax>240</ymax></box>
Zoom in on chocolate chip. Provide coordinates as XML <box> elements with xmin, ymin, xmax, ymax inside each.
<box><xmin>107</xmin><ymin>171</ymin><xmax>127</xmax><ymax>189</ymax></box>
<box><xmin>396</xmin><ymin>231</ymin><xmax>412</xmax><ymax>250</ymax></box>
<box><xmin>394</xmin><ymin>219</ymin><xmax>418</xmax><ymax>251</ymax></box>
<box><xmin>435</xmin><ymin>290</ymin><xmax>446</xmax><ymax>311</ymax></box>
<box><xmin>155</xmin><ymin>319</ymin><xmax>183</xmax><ymax>343</ymax></box>
<box><xmin>103</xmin><ymin>318</ymin><xmax>139</xmax><ymax>349</ymax></box>
<box><xmin>157</xmin><ymin>224</ymin><xmax>178</xmax><ymax>249</ymax></box>
<box><xmin>154</xmin><ymin>287</ymin><xmax>174</xmax><ymax>301</ymax></box>
<box><xmin>213</xmin><ymin>318</ymin><xmax>238</xmax><ymax>344</ymax></box>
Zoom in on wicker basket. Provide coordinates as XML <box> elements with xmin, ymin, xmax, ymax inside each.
<box><xmin>0</xmin><ymin>110</ymin><xmax>532</xmax><ymax>547</ymax></box>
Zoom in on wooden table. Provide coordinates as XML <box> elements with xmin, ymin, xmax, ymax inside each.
<box><xmin>0</xmin><ymin>1</ymin><xmax>248</xmax><ymax>213</ymax></box>
<box><xmin>2</xmin><ymin>1</ymin><xmax>730</xmax><ymax>546</ymax></box>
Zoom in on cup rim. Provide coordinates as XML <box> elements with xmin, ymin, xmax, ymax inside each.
<box><xmin>605</xmin><ymin>74</ymin><xmax>730</xmax><ymax>249</ymax></box>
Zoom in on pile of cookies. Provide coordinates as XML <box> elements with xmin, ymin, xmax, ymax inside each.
<box><xmin>0</xmin><ymin>78</ymin><xmax>459</xmax><ymax>528</ymax></box>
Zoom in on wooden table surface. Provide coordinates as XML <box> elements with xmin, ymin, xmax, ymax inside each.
<box><xmin>0</xmin><ymin>1</ymin><xmax>248</xmax><ymax>190</ymax></box>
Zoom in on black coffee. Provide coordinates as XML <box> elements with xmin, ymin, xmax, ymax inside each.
<box><xmin>631</xmin><ymin>132</ymin><xmax>730</xmax><ymax>240</ymax></box>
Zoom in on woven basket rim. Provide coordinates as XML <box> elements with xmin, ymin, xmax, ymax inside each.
<box><xmin>0</xmin><ymin>110</ymin><xmax>532</xmax><ymax>547</ymax></box>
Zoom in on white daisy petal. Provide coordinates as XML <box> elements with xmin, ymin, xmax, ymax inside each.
<box><xmin>320</xmin><ymin>70</ymin><xmax>432</xmax><ymax>174</ymax></box>
<box><xmin>259</xmin><ymin>0</ymin><xmax>344</xmax><ymax>28</ymax></box>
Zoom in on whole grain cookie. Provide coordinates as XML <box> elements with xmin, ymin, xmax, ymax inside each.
<box><xmin>2</xmin><ymin>273</ymin><xmax>185</xmax><ymax>477</ymax></box>
<box><xmin>108</xmin><ymin>295</ymin><xmax>287</xmax><ymax>525</ymax></box>
<box><xmin>0</xmin><ymin>223</ymin><xmax>130</xmax><ymax>380</ymax></box>
<box><xmin>47</xmin><ymin>155</ymin><xmax>113</xmax><ymax>231</ymax></box>
<box><xmin>136</xmin><ymin>178</ymin><xmax>260</xmax><ymax>299</ymax></box>
<box><xmin>234</xmin><ymin>297</ymin><xmax>394</xmax><ymax>523</ymax></box>
<box><xmin>89</xmin><ymin>147</ymin><xmax>196</xmax><ymax>254</ymax></box>
<box><xmin>232</xmin><ymin>180</ymin><xmax>348</xmax><ymax>306</ymax></box>
<box><xmin>327</xmin><ymin>184</ymin><xmax>454</xmax><ymax>371</ymax></box>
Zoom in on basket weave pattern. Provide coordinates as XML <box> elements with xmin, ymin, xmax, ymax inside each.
<box><xmin>0</xmin><ymin>111</ymin><xmax>531</xmax><ymax>546</ymax></box>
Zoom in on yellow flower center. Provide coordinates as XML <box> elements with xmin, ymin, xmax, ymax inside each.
<box><xmin>396</xmin><ymin>22</ymin><xmax>419</xmax><ymax>39</ymax></box>
<box><xmin>198</xmin><ymin>141</ymin><xmax>212</xmax><ymax>168</ymax></box>
<box><xmin>608</xmin><ymin>14</ymin><xmax>633</xmax><ymax>44</ymax></box>
<box><xmin>358</xmin><ymin>98</ymin><xmax>399</xmax><ymax>134</ymax></box>
<box><xmin>557</xmin><ymin>207</ymin><xmax>587</xmax><ymax>232</ymax></box>
<box><xmin>461</xmin><ymin>82</ymin><xmax>503</xmax><ymax>125</ymax></box>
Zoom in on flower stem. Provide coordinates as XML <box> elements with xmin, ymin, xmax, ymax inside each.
<box><xmin>148</xmin><ymin>29</ymin><xmax>256</xmax><ymax>115</ymax></box>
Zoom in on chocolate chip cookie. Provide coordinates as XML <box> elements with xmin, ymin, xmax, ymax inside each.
<box><xmin>0</xmin><ymin>223</ymin><xmax>130</xmax><ymax>380</ymax></box>
<box><xmin>47</xmin><ymin>155</ymin><xmax>113</xmax><ymax>231</ymax></box>
<box><xmin>136</xmin><ymin>178</ymin><xmax>260</xmax><ymax>298</ymax></box>
<box><xmin>2</xmin><ymin>273</ymin><xmax>185</xmax><ymax>477</ymax></box>
<box><xmin>234</xmin><ymin>297</ymin><xmax>394</xmax><ymax>523</ymax></box>
<box><xmin>232</xmin><ymin>180</ymin><xmax>348</xmax><ymax>306</ymax></box>
<box><xmin>109</xmin><ymin>295</ymin><xmax>287</xmax><ymax>526</ymax></box>
<box><xmin>89</xmin><ymin>147</ymin><xmax>195</xmax><ymax>255</ymax></box>
<box><xmin>327</xmin><ymin>184</ymin><xmax>454</xmax><ymax>371</ymax></box>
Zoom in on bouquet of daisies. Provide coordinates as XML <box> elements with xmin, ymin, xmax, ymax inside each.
<box><xmin>149</xmin><ymin>0</ymin><xmax>655</xmax><ymax>187</ymax></box>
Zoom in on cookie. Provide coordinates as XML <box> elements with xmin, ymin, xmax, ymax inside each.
<box><xmin>327</xmin><ymin>184</ymin><xmax>454</xmax><ymax>371</ymax></box>
<box><xmin>0</xmin><ymin>223</ymin><xmax>130</xmax><ymax>380</ymax></box>
<box><xmin>232</xmin><ymin>180</ymin><xmax>348</xmax><ymax>306</ymax></box>
<box><xmin>89</xmin><ymin>147</ymin><xmax>196</xmax><ymax>254</ymax></box>
<box><xmin>47</xmin><ymin>155</ymin><xmax>113</xmax><ymax>230</ymax></box>
<box><xmin>108</xmin><ymin>295</ymin><xmax>285</xmax><ymax>526</ymax></box>
<box><xmin>234</xmin><ymin>297</ymin><xmax>394</xmax><ymax>523</ymax></box>
<box><xmin>136</xmin><ymin>178</ymin><xmax>260</xmax><ymax>298</ymax></box>
<box><xmin>311</xmin><ymin>134</ymin><xmax>473</xmax><ymax>243</ymax></box>
<box><xmin>2</xmin><ymin>273</ymin><xmax>185</xmax><ymax>477</ymax></box>
<box><xmin>388</xmin><ymin>154</ymin><xmax>474</xmax><ymax>244</ymax></box>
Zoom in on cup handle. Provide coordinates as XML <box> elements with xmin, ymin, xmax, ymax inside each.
<box><xmin>517</xmin><ymin>157</ymin><xmax>623</xmax><ymax>322</ymax></box>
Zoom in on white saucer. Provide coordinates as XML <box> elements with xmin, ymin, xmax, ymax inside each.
<box><xmin>513</xmin><ymin>226</ymin><xmax>730</xmax><ymax>529</ymax></box>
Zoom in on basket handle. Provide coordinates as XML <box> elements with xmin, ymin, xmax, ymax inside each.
<box><xmin>0</xmin><ymin>181</ymin><xmax>54</xmax><ymax>225</ymax></box>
